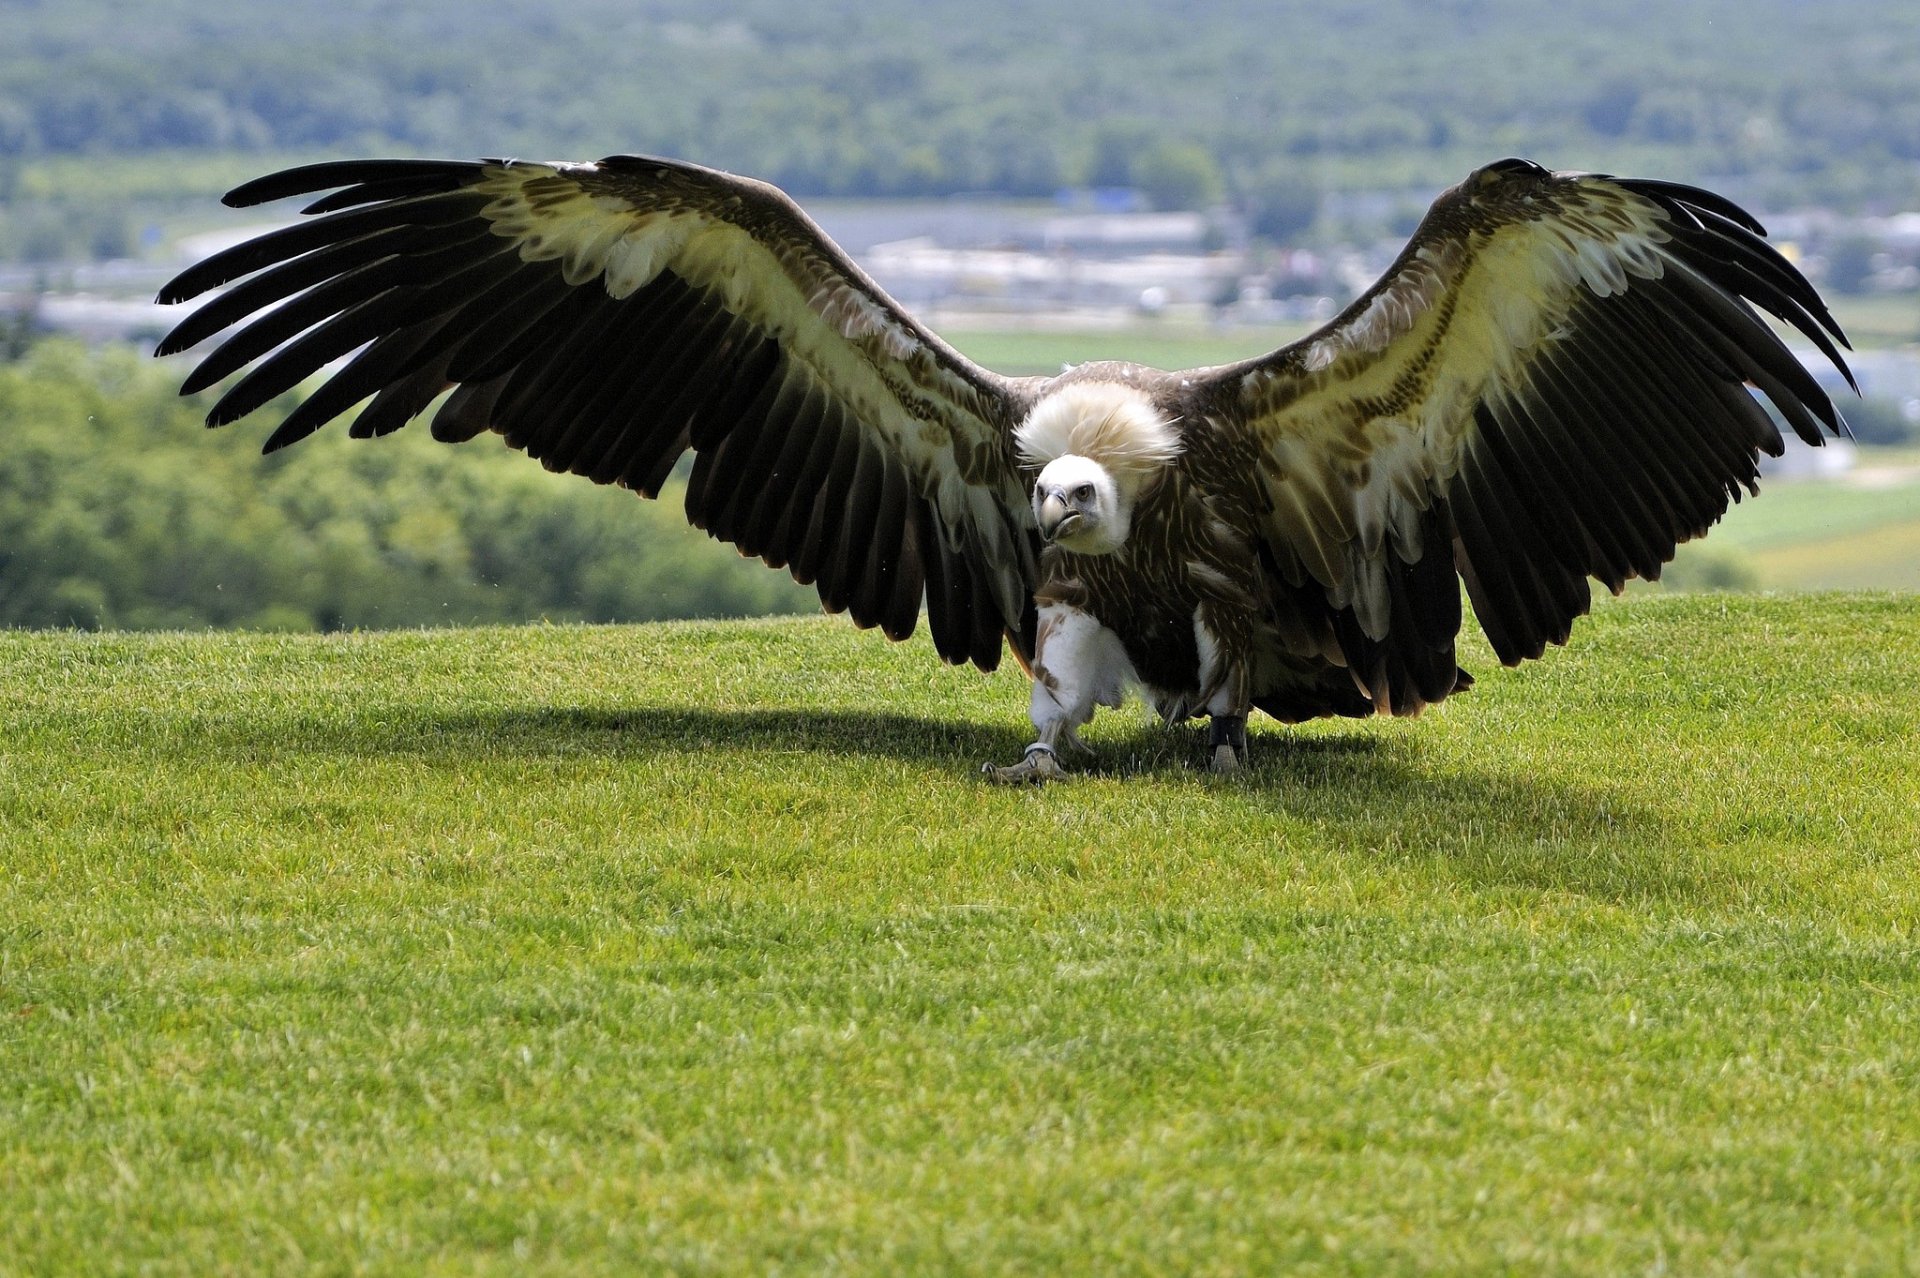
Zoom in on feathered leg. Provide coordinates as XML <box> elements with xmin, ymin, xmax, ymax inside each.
<box><xmin>1195</xmin><ymin>608</ymin><xmax>1252</xmax><ymax>774</ymax></box>
<box><xmin>983</xmin><ymin>604</ymin><xmax>1129</xmax><ymax>784</ymax></box>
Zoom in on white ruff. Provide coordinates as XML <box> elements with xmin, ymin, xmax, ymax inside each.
<box><xmin>1014</xmin><ymin>383</ymin><xmax>1182</xmax><ymax>480</ymax></box>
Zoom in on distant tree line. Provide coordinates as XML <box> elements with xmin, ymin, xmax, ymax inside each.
<box><xmin>0</xmin><ymin>342</ymin><xmax>817</xmax><ymax>630</ymax></box>
<box><xmin>4</xmin><ymin>0</ymin><xmax>1920</xmax><ymax>262</ymax></box>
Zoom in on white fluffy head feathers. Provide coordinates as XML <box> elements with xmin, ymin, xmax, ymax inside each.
<box><xmin>1017</xmin><ymin>383</ymin><xmax>1182</xmax><ymax>555</ymax></box>
<box><xmin>1013</xmin><ymin>382</ymin><xmax>1182</xmax><ymax>484</ymax></box>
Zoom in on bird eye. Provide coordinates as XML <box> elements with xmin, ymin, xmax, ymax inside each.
<box><xmin>1072</xmin><ymin>484</ymin><xmax>1095</xmax><ymax>503</ymax></box>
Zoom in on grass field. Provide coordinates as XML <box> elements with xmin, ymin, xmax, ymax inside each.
<box><xmin>4</xmin><ymin>595</ymin><xmax>1919</xmax><ymax>1274</ymax></box>
<box><xmin>1808</xmin><ymin>293</ymin><xmax>1920</xmax><ymax>350</ymax></box>
<box><xmin>1668</xmin><ymin>467</ymin><xmax>1920</xmax><ymax>593</ymax></box>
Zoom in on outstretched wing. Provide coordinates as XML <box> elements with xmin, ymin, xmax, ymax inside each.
<box><xmin>156</xmin><ymin>155</ymin><xmax>1040</xmax><ymax>670</ymax></box>
<box><xmin>1194</xmin><ymin>158</ymin><xmax>1851</xmax><ymax>708</ymax></box>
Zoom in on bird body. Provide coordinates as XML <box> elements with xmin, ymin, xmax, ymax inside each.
<box><xmin>154</xmin><ymin>153</ymin><xmax>1852</xmax><ymax>779</ymax></box>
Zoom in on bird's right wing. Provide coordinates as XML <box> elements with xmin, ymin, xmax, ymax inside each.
<box><xmin>156</xmin><ymin>155</ymin><xmax>1043</xmax><ymax>669</ymax></box>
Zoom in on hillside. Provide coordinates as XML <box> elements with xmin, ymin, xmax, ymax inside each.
<box><xmin>3</xmin><ymin>596</ymin><xmax>1917</xmax><ymax>1272</ymax></box>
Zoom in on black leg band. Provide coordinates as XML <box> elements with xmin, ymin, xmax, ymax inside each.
<box><xmin>1208</xmin><ymin>714</ymin><xmax>1247</xmax><ymax>751</ymax></box>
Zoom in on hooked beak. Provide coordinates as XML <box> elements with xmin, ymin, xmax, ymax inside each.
<box><xmin>1038</xmin><ymin>492</ymin><xmax>1080</xmax><ymax>543</ymax></box>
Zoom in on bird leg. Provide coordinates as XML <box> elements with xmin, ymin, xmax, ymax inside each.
<box><xmin>1189</xmin><ymin>605</ymin><xmax>1253</xmax><ymax>774</ymax></box>
<box><xmin>982</xmin><ymin>603</ymin><xmax>1125</xmax><ymax>784</ymax></box>
<box><xmin>1208</xmin><ymin>713</ymin><xmax>1248</xmax><ymax>774</ymax></box>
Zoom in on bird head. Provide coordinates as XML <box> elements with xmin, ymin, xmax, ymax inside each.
<box><xmin>1033</xmin><ymin>454</ymin><xmax>1127</xmax><ymax>554</ymax></box>
<box><xmin>1014</xmin><ymin>381</ymin><xmax>1183</xmax><ymax>558</ymax></box>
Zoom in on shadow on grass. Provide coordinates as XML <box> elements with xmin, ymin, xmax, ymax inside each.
<box><xmin>69</xmin><ymin>698</ymin><xmax>1679</xmax><ymax>902</ymax></box>
<box><xmin>393</xmin><ymin>704</ymin><xmax>1682</xmax><ymax>902</ymax></box>
<box><xmin>417</xmin><ymin>703</ymin><xmax>1039</xmax><ymax>767</ymax></box>
<box><xmin>304</xmin><ymin>702</ymin><xmax>1384</xmax><ymax>784</ymax></box>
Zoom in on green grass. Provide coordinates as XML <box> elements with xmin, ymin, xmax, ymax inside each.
<box><xmin>1666</xmin><ymin>467</ymin><xmax>1920</xmax><ymax>591</ymax></box>
<box><xmin>4</xmin><ymin>595</ymin><xmax>1919</xmax><ymax>1274</ymax></box>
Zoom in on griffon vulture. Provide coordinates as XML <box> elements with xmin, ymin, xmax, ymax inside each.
<box><xmin>154</xmin><ymin>154</ymin><xmax>1852</xmax><ymax>780</ymax></box>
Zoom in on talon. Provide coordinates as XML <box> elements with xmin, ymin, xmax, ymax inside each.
<box><xmin>983</xmin><ymin>742</ymin><xmax>1067</xmax><ymax>785</ymax></box>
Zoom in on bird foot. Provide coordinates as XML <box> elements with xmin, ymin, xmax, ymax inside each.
<box><xmin>983</xmin><ymin>742</ymin><xmax>1067</xmax><ymax>785</ymax></box>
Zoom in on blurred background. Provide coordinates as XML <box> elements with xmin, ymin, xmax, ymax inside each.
<box><xmin>3</xmin><ymin>0</ymin><xmax>1917</xmax><ymax>630</ymax></box>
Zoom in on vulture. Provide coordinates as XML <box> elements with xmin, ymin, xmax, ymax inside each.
<box><xmin>154</xmin><ymin>154</ymin><xmax>1852</xmax><ymax>781</ymax></box>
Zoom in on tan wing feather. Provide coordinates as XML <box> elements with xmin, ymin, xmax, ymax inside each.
<box><xmin>155</xmin><ymin>156</ymin><xmax>1041</xmax><ymax>669</ymax></box>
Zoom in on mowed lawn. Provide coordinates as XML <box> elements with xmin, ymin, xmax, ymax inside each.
<box><xmin>3</xmin><ymin>595</ymin><xmax>1918</xmax><ymax>1274</ymax></box>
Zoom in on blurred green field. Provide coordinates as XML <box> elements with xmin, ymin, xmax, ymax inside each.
<box><xmin>1812</xmin><ymin>293</ymin><xmax>1920</xmax><ymax>349</ymax></box>
<box><xmin>1750</xmin><ymin>514</ymin><xmax>1920</xmax><ymax>591</ymax></box>
<box><xmin>945</xmin><ymin>294</ymin><xmax>1918</xmax><ymax>379</ymax></box>
<box><xmin>1671</xmin><ymin>462</ymin><xmax>1920</xmax><ymax>592</ymax></box>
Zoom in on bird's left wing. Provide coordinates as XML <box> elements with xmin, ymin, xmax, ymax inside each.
<box><xmin>1189</xmin><ymin>159</ymin><xmax>1852</xmax><ymax>708</ymax></box>
<box><xmin>156</xmin><ymin>156</ymin><xmax>1040</xmax><ymax>670</ymax></box>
